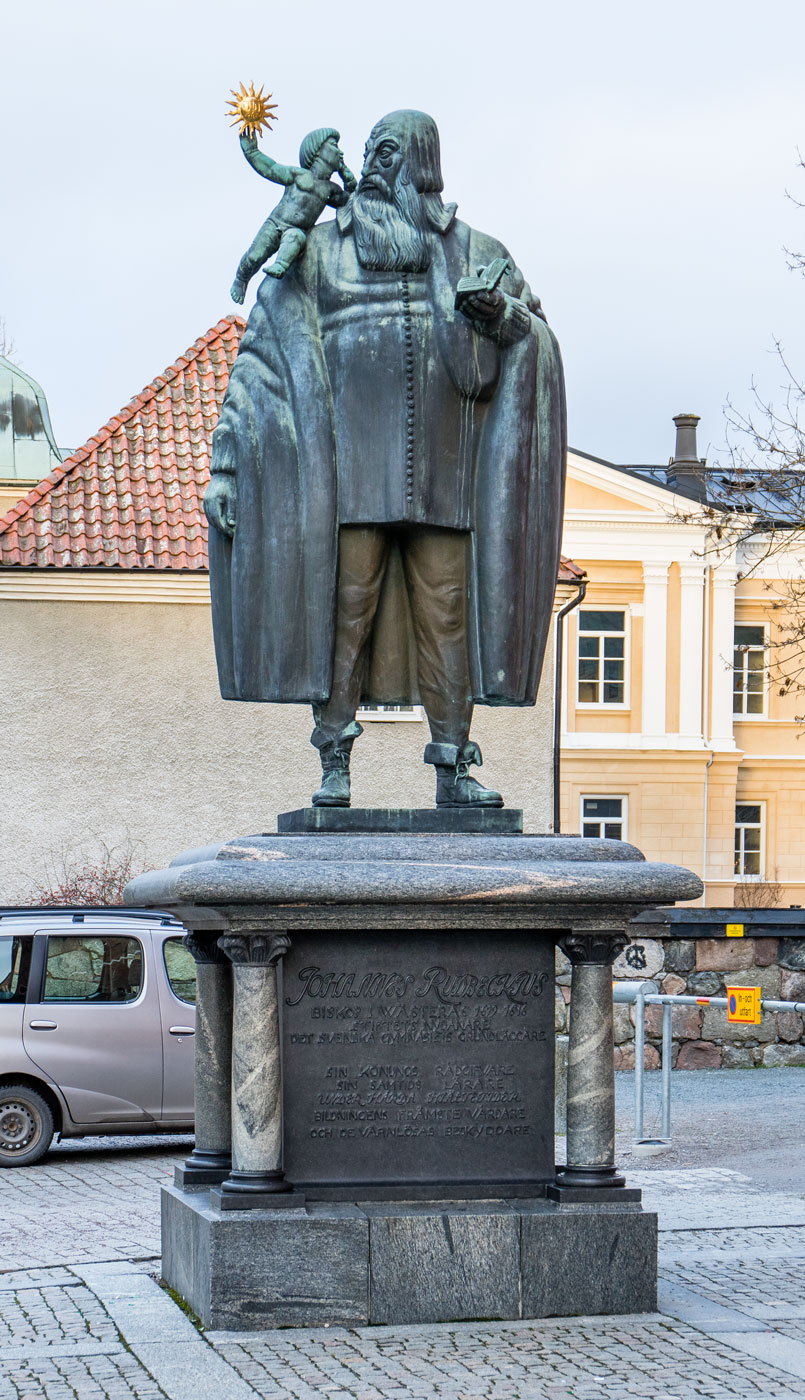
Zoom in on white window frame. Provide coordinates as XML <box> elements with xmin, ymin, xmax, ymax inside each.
<box><xmin>357</xmin><ymin>704</ymin><xmax>425</xmax><ymax>722</ymax></box>
<box><xmin>575</xmin><ymin>608</ymin><xmax>630</xmax><ymax>710</ymax></box>
<box><xmin>734</xmin><ymin>801</ymin><xmax>766</xmax><ymax>880</ymax></box>
<box><xmin>580</xmin><ymin>794</ymin><xmax>628</xmax><ymax>842</ymax></box>
<box><xmin>733</xmin><ymin>623</ymin><xmax>767</xmax><ymax>719</ymax></box>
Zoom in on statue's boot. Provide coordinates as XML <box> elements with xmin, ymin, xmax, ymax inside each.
<box><xmin>311</xmin><ymin>720</ymin><xmax>363</xmax><ymax>807</ymax></box>
<box><xmin>424</xmin><ymin>741</ymin><xmax>504</xmax><ymax>808</ymax></box>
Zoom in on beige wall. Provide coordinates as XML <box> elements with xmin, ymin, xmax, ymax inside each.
<box><xmin>562</xmin><ymin>450</ymin><xmax>805</xmax><ymax>906</ymax></box>
<box><xmin>0</xmin><ymin>594</ymin><xmax>555</xmax><ymax>901</ymax></box>
<box><xmin>0</xmin><ymin>479</ymin><xmax>36</xmax><ymax>519</ymax></box>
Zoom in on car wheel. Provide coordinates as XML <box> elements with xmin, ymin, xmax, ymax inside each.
<box><xmin>0</xmin><ymin>1085</ymin><xmax>55</xmax><ymax>1167</ymax></box>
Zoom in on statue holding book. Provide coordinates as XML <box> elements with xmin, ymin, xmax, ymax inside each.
<box><xmin>205</xmin><ymin>105</ymin><xmax>567</xmax><ymax>810</ymax></box>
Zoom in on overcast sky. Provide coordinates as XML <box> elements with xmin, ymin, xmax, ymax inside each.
<box><xmin>2</xmin><ymin>0</ymin><xmax>804</xmax><ymax>468</ymax></box>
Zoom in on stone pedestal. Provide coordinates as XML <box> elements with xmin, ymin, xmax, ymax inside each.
<box><xmin>162</xmin><ymin>1187</ymin><xmax>658</xmax><ymax>1330</ymax></box>
<box><xmin>126</xmin><ymin>827</ymin><xmax>700</xmax><ymax>1328</ymax></box>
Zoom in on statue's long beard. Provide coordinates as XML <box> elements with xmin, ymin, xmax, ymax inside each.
<box><xmin>348</xmin><ymin>172</ymin><xmax>430</xmax><ymax>272</ymax></box>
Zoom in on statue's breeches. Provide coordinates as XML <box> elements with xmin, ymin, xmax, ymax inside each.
<box><xmin>315</xmin><ymin>525</ymin><xmax>473</xmax><ymax>743</ymax></box>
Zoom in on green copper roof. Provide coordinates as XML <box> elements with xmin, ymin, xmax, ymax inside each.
<box><xmin>0</xmin><ymin>355</ymin><xmax>62</xmax><ymax>480</ymax></box>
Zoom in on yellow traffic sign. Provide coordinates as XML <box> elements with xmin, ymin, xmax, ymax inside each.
<box><xmin>726</xmin><ymin>985</ymin><xmax>761</xmax><ymax>1024</ymax></box>
<box><xmin>726</xmin><ymin>923</ymin><xmax>745</xmax><ymax>938</ymax></box>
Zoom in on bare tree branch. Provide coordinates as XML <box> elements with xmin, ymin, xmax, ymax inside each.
<box><xmin>670</xmin><ymin>156</ymin><xmax>805</xmax><ymax>707</ymax></box>
<box><xmin>0</xmin><ymin>316</ymin><xmax>18</xmax><ymax>362</ymax></box>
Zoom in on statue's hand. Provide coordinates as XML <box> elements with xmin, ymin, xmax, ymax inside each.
<box><xmin>240</xmin><ymin>130</ymin><xmax>258</xmax><ymax>155</ymax></box>
<box><xmin>460</xmin><ymin>288</ymin><xmax>505</xmax><ymax>322</ymax></box>
<box><xmin>341</xmin><ymin>162</ymin><xmax>357</xmax><ymax>193</ymax></box>
<box><xmin>204</xmin><ymin>474</ymin><xmax>237</xmax><ymax>540</ymax></box>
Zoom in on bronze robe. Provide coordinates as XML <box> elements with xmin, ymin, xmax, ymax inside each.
<box><xmin>209</xmin><ymin>215</ymin><xmax>567</xmax><ymax>707</ymax></box>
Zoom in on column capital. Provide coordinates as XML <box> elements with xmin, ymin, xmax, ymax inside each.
<box><xmin>712</xmin><ymin>564</ymin><xmax>738</xmax><ymax>589</ymax></box>
<box><xmin>219</xmin><ymin>932</ymin><xmax>291</xmax><ymax>966</ymax></box>
<box><xmin>678</xmin><ymin>560</ymin><xmax>706</xmax><ymax>583</ymax></box>
<box><xmin>558</xmin><ymin>931</ymin><xmax>629</xmax><ymax>966</ymax></box>
<box><xmin>641</xmin><ymin>561</ymin><xmax>670</xmax><ymax>585</ymax></box>
<box><xmin>183</xmin><ymin>931</ymin><xmax>230</xmax><ymax>966</ymax></box>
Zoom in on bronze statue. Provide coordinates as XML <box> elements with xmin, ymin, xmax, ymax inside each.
<box><xmin>230</xmin><ymin>128</ymin><xmax>357</xmax><ymax>301</ymax></box>
<box><xmin>206</xmin><ymin>109</ymin><xmax>567</xmax><ymax>809</ymax></box>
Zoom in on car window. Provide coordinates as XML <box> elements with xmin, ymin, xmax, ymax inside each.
<box><xmin>163</xmin><ymin>938</ymin><xmax>196</xmax><ymax>1004</ymax></box>
<box><xmin>43</xmin><ymin>936</ymin><xmax>143</xmax><ymax>1003</ymax></box>
<box><xmin>0</xmin><ymin>935</ymin><xmax>30</xmax><ymax>1002</ymax></box>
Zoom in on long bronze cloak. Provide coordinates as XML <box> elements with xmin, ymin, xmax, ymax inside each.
<box><xmin>209</xmin><ymin>217</ymin><xmax>567</xmax><ymax>708</ymax></box>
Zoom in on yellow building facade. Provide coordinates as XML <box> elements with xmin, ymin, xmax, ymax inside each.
<box><xmin>560</xmin><ymin>437</ymin><xmax>805</xmax><ymax>907</ymax></box>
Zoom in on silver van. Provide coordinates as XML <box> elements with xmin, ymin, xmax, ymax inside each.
<box><xmin>0</xmin><ymin>907</ymin><xmax>196</xmax><ymax>1166</ymax></box>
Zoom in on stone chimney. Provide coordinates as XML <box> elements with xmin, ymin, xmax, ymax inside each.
<box><xmin>666</xmin><ymin>413</ymin><xmax>707</xmax><ymax>499</ymax></box>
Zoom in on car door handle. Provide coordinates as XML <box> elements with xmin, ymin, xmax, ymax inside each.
<box><xmin>169</xmin><ymin>1026</ymin><xmax>195</xmax><ymax>1036</ymax></box>
<box><xmin>28</xmin><ymin>1020</ymin><xmax>58</xmax><ymax>1030</ymax></box>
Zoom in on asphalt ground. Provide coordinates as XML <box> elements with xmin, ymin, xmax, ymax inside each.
<box><xmin>613</xmin><ymin>1068</ymin><xmax>805</xmax><ymax>1193</ymax></box>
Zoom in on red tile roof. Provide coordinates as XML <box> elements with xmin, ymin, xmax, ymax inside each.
<box><xmin>0</xmin><ymin>312</ymin><xmax>584</xmax><ymax>587</ymax></box>
<box><xmin>558</xmin><ymin>556</ymin><xmax>586</xmax><ymax>582</ymax></box>
<box><xmin>0</xmin><ymin>317</ymin><xmax>245</xmax><ymax>570</ymax></box>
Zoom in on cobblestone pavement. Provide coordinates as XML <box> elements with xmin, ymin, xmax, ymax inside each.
<box><xmin>0</xmin><ymin>1138</ymin><xmax>189</xmax><ymax>1271</ymax></box>
<box><xmin>1</xmin><ymin>1079</ymin><xmax>804</xmax><ymax>1400</ymax></box>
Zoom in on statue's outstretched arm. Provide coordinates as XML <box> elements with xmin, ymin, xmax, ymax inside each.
<box><xmin>240</xmin><ymin>131</ymin><xmax>295</xmax><ymax>187</ymax></box>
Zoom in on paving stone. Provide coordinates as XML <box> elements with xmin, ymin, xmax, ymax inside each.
<box><xmin>2</xmin><ymin>1113</ymin><xmax>805</xmax><ymax>1399</ymax></box>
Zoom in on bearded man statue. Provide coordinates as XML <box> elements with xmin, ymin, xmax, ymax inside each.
<box><xmin>205</xmin><ymin>110</ymin><xmax>567</xmax><ymax>810</ymax></box>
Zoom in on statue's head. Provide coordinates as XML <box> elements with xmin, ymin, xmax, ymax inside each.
<box><xmin>342</xmin><ymin>110</ymin><xmax>455</xmax><ymax>272</ymax></box>
<box><xmin>360</xmin><ymin>110</ymin><xmax>443</xmax><ymax>199</ymax></box>
<box><xmin>299</xmin><ymin>127</ymin><xmax>341</xmax><ymax>171</ymax></box>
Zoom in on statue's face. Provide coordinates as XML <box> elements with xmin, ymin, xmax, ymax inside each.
<box><xmin>319</xmin><ymin>136</ymin><xmax>342</xmax><ymax>169</ymax></box>
<box><xmin>359</xmin><ymin>129</ymin><xmax>404</xmax><ymax>201</ymax></box>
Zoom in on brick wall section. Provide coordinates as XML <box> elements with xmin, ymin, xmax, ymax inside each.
<box><xmin>555</xmin><ymin>935</ymin><xmax>805</xmax><ymax>1069</ymax></box>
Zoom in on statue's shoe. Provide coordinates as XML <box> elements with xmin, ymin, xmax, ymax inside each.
<box><xmin>312</xmin><ymin>770</ymin><xmax>351</xmax><ymax>807</ymax></box>
<box><xmin>435</xmin><ymin>773</ymin><xmax>503</xmax><ymax>808</ymax></box>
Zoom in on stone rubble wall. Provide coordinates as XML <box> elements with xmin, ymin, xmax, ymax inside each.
<box><xmin>554</xmin><ymin>936</ymin><xmax>805</xmax><ymax>1070</ymax></box>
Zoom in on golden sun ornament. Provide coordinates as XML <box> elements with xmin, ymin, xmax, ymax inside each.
<box><xmin>226</xmin><ymin>82</ymin><xmax>278</xmax><ymax>139</ymax></box>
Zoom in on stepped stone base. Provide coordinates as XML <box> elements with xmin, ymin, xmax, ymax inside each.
<box><xmin>162</xmin><ymin>1184</ymin><xmax>657</xmax><ymax>1330</ymax></box>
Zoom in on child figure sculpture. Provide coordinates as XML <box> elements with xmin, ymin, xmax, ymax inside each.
<box><xmin>230</xmin><ymin>127</ymin><xmax>357</xmax><ymax>302</ymax></box>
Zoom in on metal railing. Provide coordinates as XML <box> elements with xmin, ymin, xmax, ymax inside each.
<box><xmin>613</xmin><ymin>980</ymin><xmax>805</xmax><ymax>1146</ymax></box>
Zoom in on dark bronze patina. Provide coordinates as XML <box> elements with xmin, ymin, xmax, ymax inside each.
<box><xmin>205</xmin><ymin>109</ymin><xmax>567</xmax><ymax>808</ymax></box>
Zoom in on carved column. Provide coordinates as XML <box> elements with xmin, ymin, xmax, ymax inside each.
<box><xmin>214</xmin><ymin>931</ymin><xmax>299</xmax><ymax>1209</ymax></box>
<box><xmin>552</xmin><ymin>930</ymin><xmax>634</xmax><ymax>1201</ymax></box>
<box><xmin>177</xmin><ymin>931</ymin><xmax>233</xmax><ymax>1188</ymax></box>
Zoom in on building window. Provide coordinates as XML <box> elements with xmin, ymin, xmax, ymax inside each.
<box><xmin>733</xmin><ymin>625</ymin><xmax>766</xmax><ymax>716</ymax></box>
<box><xmin>357</xmin><ymin>704</ymin><xmax>424</xmax><ymax>722</ymax></box>
<box><xmin>577</xmin><ymin>610</ymin><xmax>626</xmax><ymax>705</ymax></box>
<box><xmin>581</xmin><ymin>796</ymin><xmax>627</xmax><ymax>841</ymax></box>
<box><xmin>734</xmin><ymin>803</ymin><xmax>764</xmax><ymax>878</ymax></box>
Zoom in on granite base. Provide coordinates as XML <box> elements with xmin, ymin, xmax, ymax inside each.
<box><xmin>161</xmin><ymin>1184</ymin><xmax>658</xmax><ymax>1330</ymax></box>
<box><xmin>277</xmin><ymin>807</ymin><xmax>523</xmax><ymax>834</ymax></box>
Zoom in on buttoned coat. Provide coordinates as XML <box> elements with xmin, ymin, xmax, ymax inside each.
<box><xmin>209</xmin><ymin>214</ymin><xmax>567</xmax><ymax>707</ymax></box>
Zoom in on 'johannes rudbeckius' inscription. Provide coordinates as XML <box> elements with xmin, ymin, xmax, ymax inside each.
<box><xmin>281</xmin><ymin>931</ymin><xmax>554</xmax><ymax>1192</ymax></box>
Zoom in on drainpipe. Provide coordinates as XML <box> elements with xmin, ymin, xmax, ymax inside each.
<box><xmin>553</xmin><ymin>580</ymin><xmax>587</xmax><ymax>834</ymax></box>
<box><xmin>701</xmin><ymin>564</ymin><xmax>713</xmax><ymax>904</ymax></box>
